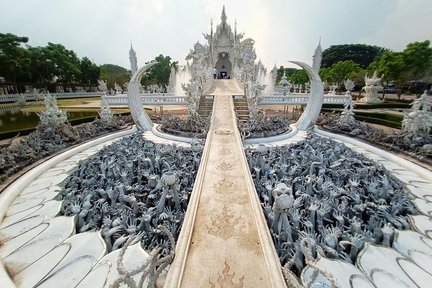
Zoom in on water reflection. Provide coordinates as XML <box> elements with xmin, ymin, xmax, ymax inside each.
<box><xmin>0</xmin><ymin>106</ymin><xmax>98</xmax><ymax>134</ymax></box>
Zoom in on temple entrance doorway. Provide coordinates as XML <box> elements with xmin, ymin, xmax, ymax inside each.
<box><xmin>215</xmin><ymin>52</ymin><xmax>232</xmax><ymax>79</ymax></box>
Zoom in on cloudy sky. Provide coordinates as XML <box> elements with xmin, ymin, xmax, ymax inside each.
<box><xmin>1</xmin><ymin>0</ymin><xmax>431</xmax><ymax>70</ymax></box>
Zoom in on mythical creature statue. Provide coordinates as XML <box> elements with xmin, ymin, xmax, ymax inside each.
<box><xmin>364</xmin><ymin>71</ymin><xmax>383</xmax><ymax>86</ymax></box>
<box><xmin>358</xmin><ymin>71</ymin><xmax>383</xmax><ymax>103</ymax></box>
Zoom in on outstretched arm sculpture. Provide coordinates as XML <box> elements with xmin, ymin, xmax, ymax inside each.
<box><xmin>127</xmin><ymin>60</ymin><xmax>157</xmax><ymax>131</ymax></box>
<box><xmin>290</xmin><ymin>61</ymin><xmax>324</xmax><ymax>131</ymax></box>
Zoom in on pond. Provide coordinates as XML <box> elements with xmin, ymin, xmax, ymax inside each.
<box><xmin>0</xmin><ymin>106</ymin><xmax>99</xmax><ymax>138</ymax></box>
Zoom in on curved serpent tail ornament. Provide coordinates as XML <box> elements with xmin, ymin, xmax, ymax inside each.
<box><xmin>289</xmin><ymin>61</ymin><xmax>324</xmax><ymax>131</ymax></box>
<box><xmin>127</xmin><ymin>60</ymin><xmax>157</xmax><ymax>131</ymax></box>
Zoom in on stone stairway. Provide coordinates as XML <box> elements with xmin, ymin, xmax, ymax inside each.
<box><xmin>233</xmin><ymin>97</ymin><xmax>250</xmax><ymax>122</ymax></box>
<box><xmin>197</xmin><ymin>97</ymin><xmax>214</xmax><ymax>117</ymax></box>
<box><xmin>164</xmin><ymin>80</ymin><xmax>286</xmax><ymax>287</ymax></box>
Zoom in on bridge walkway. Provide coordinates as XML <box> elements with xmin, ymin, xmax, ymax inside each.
<box><xmin>165</xmin><ymin>79</ymin><xmax>286</xmax><ymax>287</ymax></box>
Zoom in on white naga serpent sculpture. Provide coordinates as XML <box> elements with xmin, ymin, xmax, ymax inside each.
<box><xmin>289</xmin><ymin>61</ymin><xmax>324</xmax><ymax>131</ymax></box>
<box><xmin>127</xmin><ymin>60</ymin><xmax>157</xmax><ymax>131</ymax></box>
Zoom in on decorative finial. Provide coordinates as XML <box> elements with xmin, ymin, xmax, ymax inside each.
<box><xmin>129</xmin><ymin>41</ymin><xmax>138</xmax><ymax>74</ymax></box>
<box><xmin>312</xmin><ymin>39</ymin><xmax>323</xmax><ymax>72</ymax></box>
<box><xmin>221</xmin><ymin>5</ymin><xmax>227</xmax><ymax>24</ymax></box>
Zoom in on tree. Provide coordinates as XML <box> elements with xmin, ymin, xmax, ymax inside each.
<box><xmin>322</xmin><ymin>44</ymin><xmax>386</xmax><ymax>68</ymax></box>
<box><xmin>44</xmin><ymin>43</ymin><xmax>81</xmax><ymax>91</ymax></box>
<box><xmin>368</xmin><ymin>40</ymin><xmax>432</xmax><ymax>97</ymax></box>
<box><xmin>100</xmin><ymin>64</ymin><xmax>131</xmax><ymax>91</ymax></box>
<box><xmin>141</xmin><ymin>54</ymin><xmax>177</xmax><ymax>88</ymax></box>
<box><xmin>27</xmin><ymin>46</ymin><xmax>55</xmax><ymax>87</ymax></box>
<box><xmin>288</xmin><ymin>69</ymin><xmax>309</xmax><ymax>85</ymax></box>
<box><xmin>276</xmin><ymin>66</ymin><xmax>297</xmax><ymax>84</ymax></box>
<box><xmin>330</xmin><ymin>61</ymin><xmax>360</xmax><ymax>85</ymax></box>
<box><xmin>80</xmin><ymin>57</ymin><xmax>100</xmax><ymax>90</ymax></box>
<box><xmin>0</xmin><ymin>33</ymin><xmax>31</xmax><ymax>92</ymax></box>
<box><xmin>402</xmin><ymin>40</ymin><xmax>432</xmax><ymax>82</ymax></box>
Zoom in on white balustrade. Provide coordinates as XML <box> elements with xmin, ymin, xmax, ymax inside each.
<box><xmin>102</xmin><ymin>94</ymin><xmax>188</xmax><ymax>106</ymax></box>
<box><xmin>0</xmin><ymin>92</ymin><xmax>105</xmax><ymax>103</ymax></box>
<box><xmin>261</xmin><ymin>93</ymin><xmax>349</xmax><ymax>105</ymax></box>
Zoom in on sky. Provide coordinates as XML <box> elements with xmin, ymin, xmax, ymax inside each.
<box><xmin>1</xmin><ymin>0</ymin><xmax>431</xmax><ymax>70</ymax></box>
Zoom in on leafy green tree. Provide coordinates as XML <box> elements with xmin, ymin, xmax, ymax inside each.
<box><xmin>288</xmin><ymin>69</ymin><xmax>309</xmax><ymax>85</ymax></box>
<box><xmin>0</xmin><ymin>33</ymin><xmax>31</xmax><ymax>92</ymax></box>
<box><xmin>100</xmin><ymin>64</ymin><xmax>131</xmax><ymax>91</ymax></box>
<box><xmin>141</xmin><ymin>54</ymin><xmax>177</xmax><ymax>88</ymax></box>
<box><xmin>402</xmin><ymin>40</ymin><xmax>432</xmax><ymax>81</ymax></box>
<box><xmin>369</xmin><ymin>40</ymin><xmax>432</xmax><ymax>97</ymax></box>
<box><xmin>44</xmin><ymin>43</ymin><xmax>81</xmax><ymax>91</ymax></box>
<box><xmin>319</xmin><ymin>67</ymin><xmax>333</xmax><ymax>84</ymax></box>
<box><xmin>27</xmin><ymin>46</ymin><xmax>55</xmax><ymax>86</ymax></box>
<box><xmin>322</xmin><ymin>44</ymin><xmax>386</xmax><ymax>68</ymax></box>
<box><xmin>330</xmin><ymin>60</ymin><xmax>361</xmax><ymax>85</ymax></box>
<box><xmin>80</xmin><ymin>57</ymin><xmax>100</xmax><ymax>90</ymax></box>
<box><xmin>368</xmin><ymin>51</ymin><xmax>405</xmax><ymax>92</ymax></box>
<box><xmin>276</xmin><ymin>66</ymin><xmax>297</xmax><ymax>84</ymax></box>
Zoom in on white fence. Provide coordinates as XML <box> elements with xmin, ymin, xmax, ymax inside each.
<box><xmin>102</xmin><ymin>93</ymin><xmax>188</xmax><ymax>106</ymax></box>
<box><xmin>261</xmin><ymin>93</ymin><xmax>349</xmax><ymax>105</ymax></box>
<box><xmin>0</xmin><ymin>92</ymin><xmax>105</xmax><ymax>103</ymax></box>
<box><xmin>103</xmin><ymin>93</ymin><xmax>348</xmax><ymax>106</ymax></box>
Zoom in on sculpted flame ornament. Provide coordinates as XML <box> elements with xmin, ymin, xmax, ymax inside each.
<box><xmin>207</xmin><ymin>206</ymin><xmax>244</xmax><ymax>240</ymax></box>
<box><xmin>212</xmin><ymin>177</ymin><xmax>235</xmax><ymax>193</ymax></box>
<box><xmin>209</xmin><ymin>260</ymin><xmax>245</xmax><ymax>288</ymax></box>
<box><xmin>218</xmin><ymin>147</ymin><xmax>232</xmax><ymax>156</ymax></box>
<box><xmin>217</xmin><ymin>161</ymin><xmax>234</xmax><ymax>171</ymax></box>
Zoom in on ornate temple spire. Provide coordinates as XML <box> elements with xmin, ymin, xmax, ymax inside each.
<box><xmin>221</xmin><ymin>5</ymin><xmax>227</xmax><ymax>26</ymax></box>
<box><xmin>129</xmin><ymin>42</ymin><xmax>138</xmax><ymax>75</ymax></box>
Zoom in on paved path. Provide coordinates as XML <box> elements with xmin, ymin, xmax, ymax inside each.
<box><xmin>165</xmin><ymin>80</ymin><xmax>286</xmax><ymax>287</ymax></box>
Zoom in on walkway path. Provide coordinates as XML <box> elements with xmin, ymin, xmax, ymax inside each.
<box><xmin>165</xmin><ymin>80</ymin><xmax>286</xmax><ymax>287</ymax></box>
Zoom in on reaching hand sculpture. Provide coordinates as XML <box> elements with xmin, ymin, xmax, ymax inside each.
<box><xmin>248</xmin><ymin>134</ymin><xmax>415</xmax><ymax>277</ymax></box>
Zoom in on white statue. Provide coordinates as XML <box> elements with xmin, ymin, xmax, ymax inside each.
<box><xmin>167</xmin><ymin>66</ymin><xmax>176</xmax><ymax>93</ymax></box>
<box><xmin>99</xmin><ymin>97</ymin><xmax>114</xmax><ymax>124</ymax></box>
<box><xmin>97</xmin><ymin>80</ymin><xmax>108</xmax><ymax>93</ymax></box>
<box><xmin>359</xmin><ymin>71</ymin><xmax>383</xmax><ymax>103</ymax></box>
<box><xmin>114</xmin><ymin>82</ymin><xmax>122</xmax><ymax>94</ymax></box>
<box><xmin>402</xmin><ymin>90</ymin><xmax>432</xmax><ymax>135</ymax></box>
<box><xmin>37</xmin><ymin>92</ymin><xmax>68</xmax><ymax>131</ymax></box>
<box><xmin>344</xmin><ymin>79</ymin><xmax>355</xmax><ymax>92</ymax></box>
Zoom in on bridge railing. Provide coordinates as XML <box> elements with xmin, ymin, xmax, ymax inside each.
<box><xmin>261</xmin><ymin>93</ymin><xmax>349</xmax><ymax>105</ymax></box>
<box><xmin>0</xmin><ymin>92</ymin><xmax>105</xmax><ymax>103</ymax></box>
<box><xmin>102</xmin><ymin>94</ymin><xmax>188</xmax><ymax>106</ymax></box>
